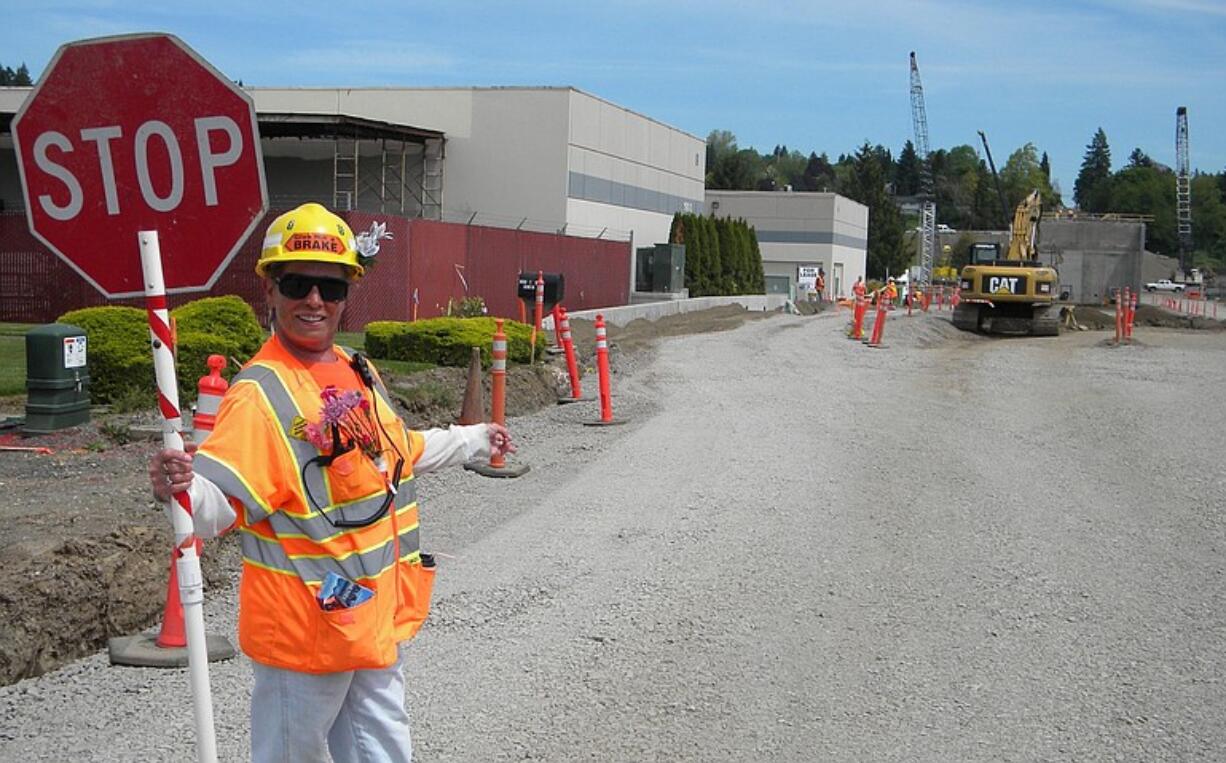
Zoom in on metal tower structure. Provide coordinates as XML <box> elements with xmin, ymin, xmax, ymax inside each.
<box><xmin>909</xmin><ymin>51</ymin><xmax>936</xmax><ymax>289</ymax></box>
<box><xmin>1175</xmin><ymin>106</ymin><xmax>1192</xmax><ymax>272</ymax></box>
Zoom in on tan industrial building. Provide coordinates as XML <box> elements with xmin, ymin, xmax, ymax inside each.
<box><xmin>705</xmin><ymin>190</ymin><xmax>868</xmax><ymax>300</ymax></box>
<box><xmin>0</xmin><ymin>85</ymin><xmax>706</xmax><ymax>300</ymax></box>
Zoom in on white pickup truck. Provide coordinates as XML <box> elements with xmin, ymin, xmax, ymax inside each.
<box><xmin>1145</xmin><ymin>279</ymin><xmax>1187</xmax><ymax>292</ymax></box>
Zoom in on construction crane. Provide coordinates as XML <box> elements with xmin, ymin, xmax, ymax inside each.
<box><xmin>1175</xmin><ymin>106</ymin><xmax>1192</xmax><ymax>274</ymax></box>
<box><xmin>909</xmin><ymin>51</ymin><xmax>936</xmax><ymax>290</ymax></box>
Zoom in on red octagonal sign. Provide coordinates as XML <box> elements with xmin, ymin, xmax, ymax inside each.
<box><xmin>13</xmin><ymin>34</ymin><xmax>267</xmax><ymax>298</ymax></box>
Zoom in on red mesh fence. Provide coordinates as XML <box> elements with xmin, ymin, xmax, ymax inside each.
<box><xmin>0</xmin><ymin>211</ymin><xmax>630</xmax><ymax>328</ymax></box>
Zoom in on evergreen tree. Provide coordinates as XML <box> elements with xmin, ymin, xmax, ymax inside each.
<box><xmin>1001</xmin><ymin>143</ymin><xmax>1061</xmax><ymax>211</ymax></box>
<box><xmin>895</xmin><ymin>140</ymin><xmax>922</xmax><ymax>196</ymax></box>
<box><xmin>1074</xmin><ymin>128</ymin><xmax>1112</xmax><ymax>211</ymax></box>
<box><xmin>801</xmin><ymin>152</ymin><xmax>835</xmax><ymax>192</ymax></box>
<box><xmin>1040</xmin><ymin>152</ymin><xmax>1051</xmax><ymax>180</ymax></box>
<box><xmin>703</xmin><ymin>215</ymin><xmax>723</xmax><ymax>294</ymax></box>
<box><xmin>843</xmin><ymin>142</ymin><xmax>908</xmax><ymax>277</ymax></box>
<box><xmin>1111</xmin><ymin>163</ymin><xmax>1176</xmax><ymax>255</ymax></box>
<box><xmin>972</xmin><ymin>159</ymin><xmax>1005</xmax><ymax>229</ymax></box>
<box><xmin>747</xmin><ymin>223</ymin><xmax>765</xmax><ymax>292</ymax></box>
<box><xmin>1127</xmin><ymin>148</ymin><xmax>1153</xmax><ymax>169</ymax></box>
<box><xmin>716</xmin><ymin>217</ymin><xmax>738</xmax><ymax>293</ymax></box>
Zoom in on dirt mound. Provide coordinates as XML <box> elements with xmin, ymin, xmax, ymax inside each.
<box><xmin>1069</xmin><ymin>303</ymin><xmax>1225</xmax><ymax>332</ymax></box>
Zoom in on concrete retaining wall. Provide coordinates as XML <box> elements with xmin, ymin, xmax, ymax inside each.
<box><xmin>545</xmin><ymin>294</ymin><xmax>787</xmax><ymax>328</ymax></box>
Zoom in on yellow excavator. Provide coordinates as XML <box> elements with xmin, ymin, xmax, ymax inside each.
<box><xmin>952</xmin><ymin>133</ymin><xmax>1060</xmax><ymax>336</ymax></box>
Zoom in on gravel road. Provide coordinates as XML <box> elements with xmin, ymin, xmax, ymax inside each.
<box><xmin>2</xmin><ymin>308</ymin><xmax>1224</xmax><ymax>762</ymax></box>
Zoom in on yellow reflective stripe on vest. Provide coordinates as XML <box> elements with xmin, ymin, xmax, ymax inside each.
<box><xmin>265</xmin><ymin>484</ymin><xmax>418</xmax><ymax>544</ymax></box>
<box><xmin>239</xmin><ymin>523</ymin><xmax>422</xmax><ymax>584</ymax></box>
<box><xmin>194</xmin><ymin>450</ymin><xmax>276</xmax><ymax>523</ymax></box>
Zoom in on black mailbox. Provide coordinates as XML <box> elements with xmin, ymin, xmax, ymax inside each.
<box><xmin>517</xmin><ymin>272</ymin><xmax>565</xmax><ymax>307</ymax></box>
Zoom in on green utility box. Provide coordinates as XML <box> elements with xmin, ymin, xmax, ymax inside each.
<box><xmin>25</xmin><ymin>323</ymin><xmax>91</xmax><ymax>434</ymax></box>
<box><xmin>635</xmin><ymin>243</ymin><xmax>686</xmax><ymax>293</ymax></box>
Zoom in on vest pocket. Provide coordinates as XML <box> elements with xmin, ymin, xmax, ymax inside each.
<box><xmin>312</xmin><ymin>590</ymin><xmax>395</xmax><ymax>671</ymax></box>
<box><xmin>396</xmin><ymin>557</ymin><xmax>437</xmax><ymax>641</ymax></box>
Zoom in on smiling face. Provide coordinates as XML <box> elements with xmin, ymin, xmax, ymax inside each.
<box><xmin>264</xmin><ymin>261</ymin><xmax>350</xmax><ymax>363</ymax></box>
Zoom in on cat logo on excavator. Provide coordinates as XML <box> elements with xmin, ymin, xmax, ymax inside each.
<box><xmin>989</xmin><ymin>276</ymin><xmax>1019</xmax><ymax>294</ymax></box>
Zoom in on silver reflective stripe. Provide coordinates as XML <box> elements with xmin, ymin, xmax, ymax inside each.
<box><xmin>231</xmin><ymin>364</ymin><xmax>327</xmax><ymax>509</ymax></box>
<box><xmin>266</xmin><ymin>480</ymin><xmax>418</xmax><ymax>544</ymax></box>
<box><xmin>597</xmin><ymin>340</ymin><xmax>607</xmax><ymax>349</ymax></box>
<box><xmin>196</xmin><ymin>393</ymin><xmax>222</xmax><ymax>415</ymax></box>
<box><xmin>241</xmin><ymin>523</ymin><xmax>422</xmax><ymax>583</ymax></box>
<box><xmin>195</xmin><ymin>452</ymin><xmax>275</xmax><ymax>524</ymax></box>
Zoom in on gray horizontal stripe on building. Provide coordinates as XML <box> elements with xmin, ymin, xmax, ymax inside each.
<box><xmin>755</xmin><ymin>230</ymin><xmax>867</xmax><ymax>248</ymax></box>
<box><xmin>241</xmin><ymin>524</ymin><xmax>421</xmax><ymax>584</ymax></box>
<box><xmin>568</xmin><ymin>171</ymin><xmax>704</xmax><ymax>216</ymax></box>
<box><xmin>267</xmin><ymin>483</ymin><xmax>418</xmax><ymax>544</ymax></box>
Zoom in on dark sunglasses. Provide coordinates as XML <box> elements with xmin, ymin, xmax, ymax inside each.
<box><xmin>276</xmin><ymin>274</ymin><xmax>349</xmax><ymax>302</ymax></box>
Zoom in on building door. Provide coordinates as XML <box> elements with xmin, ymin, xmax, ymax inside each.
<box><xmin>833</xmin><ymin>263</ymin><xmax>844</xmax><ymax>298</ymax></box>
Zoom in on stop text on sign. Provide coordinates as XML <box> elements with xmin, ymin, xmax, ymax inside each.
<box><xmin>32</xmin><ymin>116</ymin><xmax>244</xmax><ymax>221</ymax></box>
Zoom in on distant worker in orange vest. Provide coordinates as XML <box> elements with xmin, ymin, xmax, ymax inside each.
<box><xmin>149</xmin><ymin>202</ymin><xmax>516</xmax><ymax>762</ymax></box>
<box><xmin>815</xmin><ymin>272</ymin><xmax>826</xmax><ymax>301</ymax></box>
<box><xmin>852</xmin><ymin>276</ymin><xmax>866</xmax><ymax>299</ymax></box>
<box><xmin>885</xmin><ymin>277</ymin><xmax>899</xmax><ymax>308</ymax></box>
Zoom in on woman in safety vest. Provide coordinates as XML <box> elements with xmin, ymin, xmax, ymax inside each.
<box><xmin>150</xmin><ymin>202</ymin><xmax>514</xmax><ymax>762</ymax></box>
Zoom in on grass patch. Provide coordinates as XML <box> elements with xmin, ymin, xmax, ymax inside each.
<box><xmin>335</xmin><ymin>331</ymin><xmax>366</xmax><ymax>351</ymax></box>
<box><xmin>0</xmin><ymin>333</ymin><xmax>26</xmax><ymax>396</ymax></box>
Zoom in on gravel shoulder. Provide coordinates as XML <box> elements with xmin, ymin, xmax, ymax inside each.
<box><xmin>2</xmin><ymin>304</ymin><xmax>1224</xmax><ymax>761</ymax></box>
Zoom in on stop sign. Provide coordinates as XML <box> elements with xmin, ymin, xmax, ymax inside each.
<box><xmin>13</xmin><ymin>33</ymin><xmax>267</xmax><ymax>298</ymax></box>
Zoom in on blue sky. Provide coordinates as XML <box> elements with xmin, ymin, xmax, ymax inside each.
<box><xmin>6</xmin><ymin>1</ymin><xmax>1225</xmax><ymax>199</ymax></box>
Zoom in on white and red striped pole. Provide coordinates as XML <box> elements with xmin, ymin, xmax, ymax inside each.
<box><xmin>139</xmin><ymin>231</ymin><xmax>218</xmax><ymax>763</ymax></box>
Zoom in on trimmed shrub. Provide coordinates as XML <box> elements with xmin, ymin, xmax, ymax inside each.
<box><xmin>58</xmin><ymin>306</ymin><xmax>151</xmax><ymax>405</ymax></box>
<box><xmin>171</xmin><ymin>296</ymin><xmax>264</xmax><ymax>359</ymax></box>
<box><xmin>365</xmin><ymin>317</ymin><xmax>545</xmax><ymax>368</ymax></box>
<box><xmin>59</xmin><ymin>295</ymin><xmax>264</xmax><ymax>405</ymax></box>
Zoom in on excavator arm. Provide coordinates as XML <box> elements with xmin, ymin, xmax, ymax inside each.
<box><xmin>1007</xmin><ymin>190</ymin><xmax>1042</xmax><ymax>261</ymax></box>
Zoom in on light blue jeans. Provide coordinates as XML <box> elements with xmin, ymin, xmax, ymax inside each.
<box><xmin>250</xmin><ymin>647</ymin><xmax>413</xmax><ymax>763</ymax></box>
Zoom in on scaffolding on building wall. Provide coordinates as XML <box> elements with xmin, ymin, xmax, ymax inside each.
<box><xmin>260</xmin><ymin>113</ymin><xmax>444</xmax><ymax>219</ymax></box>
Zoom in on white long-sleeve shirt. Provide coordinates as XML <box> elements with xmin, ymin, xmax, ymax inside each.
<box><xmin>183</xmin><ymin>423</ymin><xmax>490</xmax><ymax>538</ymax></box>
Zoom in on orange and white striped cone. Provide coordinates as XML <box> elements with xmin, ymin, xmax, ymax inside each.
<box><xmin>547</xmin><ymin>304</ymin><xmax>565</xmax><ymax>354</ymax></box>
<box><xmin>529</xmin><ymin>271</ymin><xmax>545</xmax><ymax>363</ymax></box>
<box><xmin>1114</xmin><ymin>289</ymin><xmax>1123</xmax><ymax>344</ymax></box>
<box><xmin>584</xmin><ymin>314</ymin><xmax>625</xmax><ymax>426</ymax></box>
<box><xmin>865</xmin><ymin>298</ymin><xmax>888</xmax><ymax>348</ymax></box>
<box><xmin>1126</xmin><ymin>288</ymin><xmax>1137</xmax><ymax>340</ymax></box>
<box><xmin>191</xmin><ymin>355</ymin><xmax>228</xmax><ymax>443</ymax></box>
<box><xmin>465</xmin><ymin>319</ymin><xmax>529</xmax><ymax>478</ymax></box>
<box><xmin>556</xmin><ymin>307</ymin><xmax>590</xmax><ymax>404</ymax></box>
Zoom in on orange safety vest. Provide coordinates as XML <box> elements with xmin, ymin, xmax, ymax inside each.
<box><xmin>853</xmin><ymin>281</ymin><xmax>866</xmax><ymax>297</ymax></box>
<box><xmin>195</xmin><ymin>335</ymin><xmax>432</xmax><ymax>673</ymax></box>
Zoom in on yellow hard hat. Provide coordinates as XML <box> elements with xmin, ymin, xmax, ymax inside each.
<box><xmin>257</xmin><ymin>203</ymin><xmax>362</xmax><ymax>279</ymax></box>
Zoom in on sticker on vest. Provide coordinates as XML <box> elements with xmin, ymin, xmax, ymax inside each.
<box><xmin>318</xmin><ymin>571</ymin><xmax>374</xmax><ymax>611</ymax></box>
